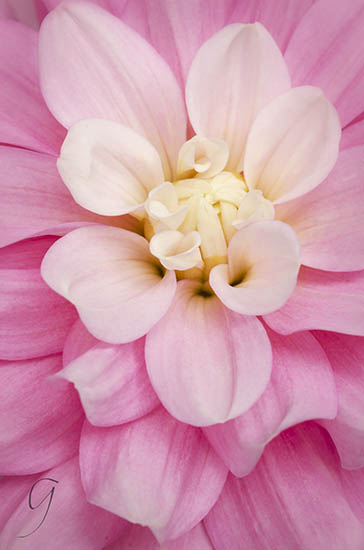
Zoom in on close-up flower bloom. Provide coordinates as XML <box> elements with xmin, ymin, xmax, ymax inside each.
<box><xmin>1</xmin><ymin>0</ymin><xmax>364</xmax><ymax>548</ymax></box>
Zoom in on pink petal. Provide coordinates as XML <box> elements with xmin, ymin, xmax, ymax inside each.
<box><xmin>58</xmin><ymin>119</ymin><xmax>164</xmax><ymax>216</ymax></box>
<box><xmin>39</xmin><ymin>2</ymin><xmax>186</xmax><ymax>179</ymax></box>
<box><xmin>275</xmin><ymin>145</ymin><xmax>364</xmax><ymax>271</ymax></box>
<box><xmin>228</xmin><ymin>0</ymin><xmax>315</xmax><ymax>52</ymax></box>
<box><xmin>205</xmin><ymin>423</ymin><xmax>364</xmax><ymax>550</ymax></box>
<box><xmin>80</xmin><ymin>409</ymin><xmax>227</xmax><ymax>542</ymax></box>
<box><xmin>0</xmin><ymin>19</ymin><xmax>65</xmax><ymax>154</ymax></box>
<box><xmin>0</xmin><ymin>146</ymin><xmax>127</xmax><ymax>248</ymax></box>
<box><xmin>209</xmin><ymin>221</ymin><xmax>300</xmax><ymax>316</ymax></box>
<box><xmin>0</xmin><ymin>354</ymin><xmax>83</xmax><ymax>475</ymax></box>
<box><xmin>285</xmin><ymin>0</ymin><xmax>364</xmax><ymax>127</ymax></box>
<box><xmin>0</xmin><ymin>457</ymin><xmax>128</xmax><ymax>549</ymax></box>
<box><xmin>105</xmin><ymin>522</ymin><xmax>214</xmax><ymax>550</ymax></box>
<box><xmin>244</xmin><ymin>86</ymin><xmax>341</xmax><ymax>203</ymax></box>
<box><xmin>0</xmin><ymin>474</ymin><xmax>38</xmax><ymax>531</ymax></box>
<box><xmin>314</xmin><ymin>331</ymin><xmax>364</xmax><ymax>469</ymax></box>
<box><xmin>204</xmin><ymin>329</ymin><xmax>337</xmax><ymax>476</ymax></box>
<box><xmin>0</xmin><ymin>237</ymin><xmax>78</xmax><ymax>360</ymax></box>
<box><xmin>146</xmin><ymin>280</ymin><xmax>272</xmax><ymax>426</ymax></box>
<box><xmin>41</xmin><ymin>225</ymin><xmax>176</xmax><ymax>343</ymax></box>
<box><xmin>340</xmin><ymin>468</ymin><xmax>364</xmax><ymax>524</ymax></box>
<box><xmin>60</xmin><ymin>320</ymin><xmax>159</xmax><ymax>426</ymax></box>
<box><xmin>186</xmin><ymin>22</ymin><xmax>290</xmax><ymax>171</ymax></box>
<box><xmin>0</xmin><ymin>0</ymin><xmax>39</xmax><ymax>28</ymax></box>
<box><xmin>341</xmin><ymin>119</ymin><xmax>364</xmax><ymax>149</ymax></box>
<box><xmin>264</xmin><ymin>266</ymin><xmax>364</xmax><ymax>336</ymax></box>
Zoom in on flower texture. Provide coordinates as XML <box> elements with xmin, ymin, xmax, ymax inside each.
<box><xmin>1</xmin><ymin>0</ymin><xmax>364</xmax><ymax>548</ymax></box>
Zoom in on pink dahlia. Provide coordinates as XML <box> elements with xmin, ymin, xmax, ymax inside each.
<box><xmin>1</xmin><ymin>0</ymin><xmax>364</xmax><ymax>548</ymax></box>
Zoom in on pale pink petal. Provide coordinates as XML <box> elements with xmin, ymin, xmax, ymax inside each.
<box><xmin>145</xmin><ymin>280</ymin><xmax>272</xmax><ymax>427</ymax></box>
<box><xmin>80</xmin><ymin>409</ymin><xmax>227</xmax><ymax>542</ymax></box>
<box><xmin>0</xmin><ymin>354</ymin><xmax>83</xmax><ymax>475</ymax></box>
<box><xmin>205</xmin><ymin>423</ymin><xmax>364</xmax><ymax>550</ymax></box>
<box><xmin>285</xmin><ymin>0</ymin><xmax>364</xmax><ymax>127</ymax></box>
<box><xmin>0</xmin><ymin>19</ymin><xmax>65</xmax><ymax>154</ymax></box>
<box><xmin>0</xmin><ymin>237</ymin><xmax>77</xmax><ymax>360</ymax></box>
<box><xmin>275</xmin><ymin>146</ymin><xmax>364</xmax><ymax>271</ymax></box>
<box><xmin>0</xmin><ymin>0</ymin><xmax>39</xmax><ymax>28</ymax></box>
<box><xmin>105</xmin><ymin>522</ymin><xmax>214</xmax><ymax>550</ymax></box>
<box><xmin>244</xmin><ymin>86</ymin><xmax>341</xmax><ymax>203</ymax></box>
<box><xmin>210</xmin><ymin>221</ymin><xmax>300</xmax><ymax>316</ymax></box>
<box><xmin>41</xmin><ymin>225</ymin><xmax>176</xmax><ymax>343</ymax></box>
<box><xmin>228</xmin><ymin>0</ymin><xmax>315</xmax><ymax>52</ymax></box>
<box><xmin>264</xmin><ymin>267</ymin><xmax>364</xmax><ymax>336</ymax></box>
<box><xmin>0</xmin><ymin>457</ymin><xmax>128</xmax><ymax>549</ymax></box>
<box><xmin>0</xmin><ymin>146</ymin><xmax>135</xmax><ymax>248</ymax></box>
<box><xmin>341</xmin><ymin>119</ymin><xmax>364</xmax><ymax>149</ymax></box>
<box><xmin>60</xmin><ymin>322</ymin><xmax>159</xmax><ymax>426</ymax></box>
<box><xmin>204</xmin><ymin>329</ymin><xmax>337</xmax><ymax>476</ymax></box>
<box><xmin>58</xmin><ymin>119</ymin><xmax>164</xmax><ymax>216</ymax></box>
<box><xmin>315</xmin><ymin>331</ymin><xmax>364</xmax><ymax>470</ymax></box>
<box><xmin>186</xmin><ymin>23</ymin><xmax>290</xmax><ymax>171</ymax></box>
<box><xmin>39</xmin><ymin>2</ymin><xmax>186</xmax><ymax>179</ymax></box>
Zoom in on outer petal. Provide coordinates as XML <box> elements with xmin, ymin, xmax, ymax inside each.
<box><xmin>264</xmin><ymin>267</ymin><xmax>364</xmax><ymax>336</ymax></box>
<box><xmin>228</xmin><ymin>0</ymin><xmax>315</xmax><ymax>52</ymax></box>
<box><xmin>186</xmin><ymin>23</ymin><xmax>290</xmax><ymax>171</ymax></box>
<box><xmin>210</xmin><ymin>221</ymin><xmax>300</xmax><ymax>316</ymax></box>
<box><xmin>276</xmin><ymin>146</ymin><xmax>364</xmax><ymax>271</ymax></box>
<box><xmin>80</xmin><ymin>409</ymin><xmax>227</xmax><ymax>542</ymax></box>
<box><xmin>244</xmin><ymin>86</ymin><xmax>341</xmax><ymax>203</ymax></box>
<box><xmin>315</xmin><ymin>331</ymin><xmax>364</xmax><ymax>470</ymax></box>
<box><xmin>0</xmin><ymin>458</ymin><xmax>128</xmax><ymax>549</ymax></box>
<box><xmin>41</xmin><ymin>225</ymin><xmax>176</xmax><ymax>343</ymax></box>
<box><xmin>60</xmin><ymin>320</ymin><xmax>159</xmax><ymax>426</ymax></box>
<box><xmin>105</xmin><ymin>522</ymin><xmax>214</xmax><ymax>550</ymax></box>
<box><xmin>285</xmin><ymin>0</ymin><xmax>364</xmax><ymax>127</ymax></box>
<box><xmin>39</xmin><ymin>2</ymin><xmax>186</xmax><ymax>179</ymax></box>
<box><xmin>0</xmin><ymin>19</ymin><xmax>65</xmax><ymax>154</ymax></box>
<box><xmin>0</xmin><ymin>474</ymin><xmax>38</xmax><ymax>531</ymax></box>
<box><xmin>341</xmin><ymin>119</ymin><xmax>364</xmax><ymax>149</ymax></box>
<box><xmin>58</xmin><ymin>119</ymin><xmax>164</xmax><ymax>216</ymax></box>
<box><xmin>0</xmin><ymin>237</ymin><xmax>77</xmax><ymax>360</ymax></box>
<box><xmin>0</xmin><ymin>146</ymin><xmax>131</xmax><ymax>248</ymax></box>
<box><xmin>145</xmin><ymin>280</ymin><xmax>272</xmax><ymax>427</ymax></box>
<box><xmin>205</xmin><ymin>423</ymin><xmax>364</xmax><ymax>550</ymax></box>
<box><xmin>0</xmin><ymin>354</ymin><xmax>83</xmax><ymax>475</ymax></box>
<box><xmin>204</xmin><ymin>329</ymin><xmax>337</xmax><ymax>476</ymax></box>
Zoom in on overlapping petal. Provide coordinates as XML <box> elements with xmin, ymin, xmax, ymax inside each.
<box><xmin>0</xmin><ymin>237</ymin><xmax>77</xmax><ymax>360</ymax></box>
<box><xmin>264</xmin><ymin>267</ymin><xmax>364</xmax><ymax>336</ymax></box>
<box><xmin>41</xmin><ymin>225</ymin><xmax>176</xmax><ymax>343</ymax></box>
<box><xmin>60</xmin><ymin>320</ymin><xmax>159</xmax><ymax>426</ymax></box>
<box><xmin>244</xmin><ymin>86</ymin><xmax>341</xmax><ymax>203</ymax></box>
<box><xmin>204</xmin><ymin>329</ymin><xmax>337</xmax><ymax>476</ymax></box>
<box><xmin>205</xmin><ymin>424</ymin><xmax>364</xmax><ymax>550</ymax></box>
<box><xmin>0</xmin><ymin>354</ymin><xmax>83</xmax><ymax>475</ymax></box>
<box><xmin>145</xmin><ymin>280</ymin><xmax>272</xmax><ymax>426</ymax></box>
<box><xmin>210</xmin><ymin>221</ymin><xmax>300</xmax><ymax>315</ymax></box>
<box><xmin>80</xmin><ymin>408</ymin><xmax>227</xmax><ymax>542</ymax></box>
<box><xmin>186</xmin><ymin>22</ymin><xmax>290</xmax><ymax>171</ymax></box>
<box><xmin>285</xmin><ymin>0</ymin><xmax>364</xmax><ymax>127</ymax></box>
<box><xmin>39</xmin><ymin>1</ymin><xmax>186</xmax><ymax>179</ymax></box>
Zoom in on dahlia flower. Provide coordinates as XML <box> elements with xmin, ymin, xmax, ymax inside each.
<box><xmin>1</xmin><ymin>0</ymin><xmax>364</xmax><ymax>548</ymax></box>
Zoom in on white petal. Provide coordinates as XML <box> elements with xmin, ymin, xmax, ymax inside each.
<box><xmin>177</xmin><ymin>135</ymin><xmax>229</xmax><ymax>178</ymax></box>
<box><xmin>150</xmin><ymin>230</ymin><xmax>202</xmax><ymax>271</ymax></box>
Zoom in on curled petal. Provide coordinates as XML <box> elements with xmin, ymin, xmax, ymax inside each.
<box><xmin>244</xmin><ymin>86</ymin><xmax>341</xmax><ymax>203</ymax></box>
<box><xmin>186</xmin><ymin>22</ymin><xmax>290</xmax><ymax>171</ymax></box>
<box><xmin>149</xmin><ymin>230</ymin><xmax>202</xmax><ymax>271</ymax></box>
<box><xmin>210</xmin><ymin>221</ymin><xmax>300</xmax><ymax>315</ymax></box>
<box><xmin>80</xmin><ymin>409</ymin><xmax>227</xmax><ymax>542</ymax></box>
<box><xmin>145</xmin><ymin>280</ymin><xmax>272</xmax><ymax>426</ymax></box>
<box><xmin>58</xmin><ymin>119</ymin><xmax>164</xmax><ymax>216</ymax></box>
<box><xmin>177</xmin><ymin>135</ymin><xmax>229</xmax><ymax>178</ymax></box>
<box><xmin>145</xmin><ymin>182</ymin><xmax>188</xmax><ymax>230</ymax></box>
<box><xmin>41</xmin><ymin>225</ymin><xmax>176</xmax><ymax>343</ymax></box>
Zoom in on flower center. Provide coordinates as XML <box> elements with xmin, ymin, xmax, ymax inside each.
<box><xmin>144</xmin><ymin>136</ymin><xmax>275</xmax><ymax>277</ymax></box>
